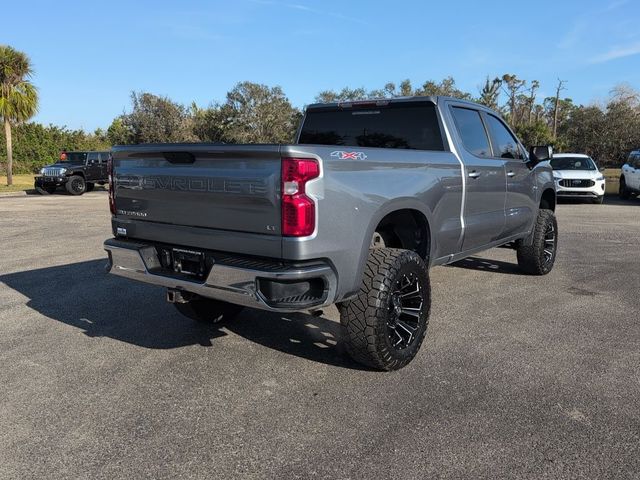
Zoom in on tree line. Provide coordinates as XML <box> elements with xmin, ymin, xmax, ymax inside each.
<box><xmin>104</xmin><ymin>77</ymin><xmax>640</xmax><ymax>169</ymax></box>
<box><xmin>3</xmin><ymin>44</ymin><xmax>640</xmax><ymax>178</ymax></box>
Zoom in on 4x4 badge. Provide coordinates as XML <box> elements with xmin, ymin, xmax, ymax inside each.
<box><xmin>331</xmin><ymin>151</ymin><xmax>367</xmax><ymax>160</ymax></box>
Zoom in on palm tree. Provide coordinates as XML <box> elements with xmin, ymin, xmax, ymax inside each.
<box><xmin>0</xmin><ymin>46</ymin><xmax>38</xmax><ymax>186</ymax></box>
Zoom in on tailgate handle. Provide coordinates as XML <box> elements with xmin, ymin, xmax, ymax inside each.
<box><xmin>163</xmin><ymin>152</ymin><xmax>196</xmax><ymax>164</ymax></box>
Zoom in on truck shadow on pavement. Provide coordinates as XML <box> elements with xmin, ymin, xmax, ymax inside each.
<box><xmin>0</xmin><ymin>259</ymin><xmax>365</xmax><ymax>370</ymax></box>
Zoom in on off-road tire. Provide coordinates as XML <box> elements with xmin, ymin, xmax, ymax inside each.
<box><xmin>516</xmin><ymin>209</ymin><xmax>558</xmax><ymax>275</ymax></box>
<box><xmin>619</xmin><ymin>177</ymin><xmax>630</xmax><ymax>200</ymax></box>
<box><xmin>85</xmin><ymin>182</ymin><xmax>95</xmax><ymax>192</ymax></box>
<box><xmin>65</xmin><ymin>175</ymin><xmax>86</xmax><ymax>195</ymax></box>
<box><xmin>174</xmin><ymin>297</ymin><xmax>243</xmax><ymax>324</ymax></box>
<box><xmin>338</xmin><ymin>248</ymin><xmax>430</xmax><ymax>371</ymax></box>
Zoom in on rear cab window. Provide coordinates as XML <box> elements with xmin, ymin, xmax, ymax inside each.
<box><xmin>299</xmin><ymin>102</ymin><xmax>445</xmax><ymax>151</ymax></box>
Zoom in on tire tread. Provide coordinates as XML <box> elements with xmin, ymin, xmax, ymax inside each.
<box><xmin>516</xmin><ymin>209</ymin><xmax>557</xmax><ymax>275</ymax></box>
<box><xmin>339</xmin><ymin>248</ymin><xmax>430</xmax><ymax>371</ymax></box>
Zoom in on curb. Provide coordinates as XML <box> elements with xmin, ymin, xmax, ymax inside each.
<box><xmin>0</xmin><ymin>190</ymin><xmax>28</xmax><ymax>198</ymax></box>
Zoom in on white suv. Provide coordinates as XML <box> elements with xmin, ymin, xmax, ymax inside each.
<box><xmin>619</xmin><ymin>150</ymin><xmax>640</xmax><ymax>200</ymax></box>
<box><xmin>548</xmin><ymin>154</ymin><xmax>606</xmax><ymax>204</ymax></box>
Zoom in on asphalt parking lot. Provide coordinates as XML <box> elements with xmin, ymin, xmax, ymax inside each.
<box><xmin>1</xmin><ymin>192</ymin><xmax>638</xmax><ymax>479</ymax></box>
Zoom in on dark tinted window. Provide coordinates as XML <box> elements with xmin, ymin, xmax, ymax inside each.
<box><xmin>99</xmin><ymin>152</ymin><xmax>110</xmax><ymax>163</ymax></box>
<box><xmin>451</xmin><ymin>107</ymin><xmax>491</xmax><ymax>157</ymax></box>
<box><xmin>87</xmin><ymin>152</ymin><xmax>99</xmax><ymax>163</ymax></box>
<box><xmin>550</xmin><ymin>157</ymin><xmax>595</xmax><ymax>170</ymax></box>
<box><xmin>299</xmin><ymin>103</ymin><xmax>444</xmax><ymax>151</ymax></box>
<box><xmin>485</xmin><ymin>114</ymin><xmax>523</xmax><ymax>159</ymax></box>
<box><xmin>61</xmin><ymin>152</ymin><xmax>87</xmax><ymax>163</ymax></box>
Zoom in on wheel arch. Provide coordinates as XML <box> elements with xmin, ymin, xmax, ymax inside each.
<box><xmin>343</xmin><ymin>199</ymin><xmax>434</xmax><ymax>302</ymax></box>
<box><xmin>540</xmin><ymin>187</ymin><xmax>556</xmax><ymax>211</ymax></box>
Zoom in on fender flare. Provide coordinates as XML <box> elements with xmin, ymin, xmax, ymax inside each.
<box><xmin>344</xmin><ymin>198</ymin><xmax>434</xmax><ymax>301</ymax></box>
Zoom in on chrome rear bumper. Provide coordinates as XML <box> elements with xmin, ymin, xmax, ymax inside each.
<box><xmin>104</xmin><ymin>238</ymin><xmax>337</xmax><ymax>312</ymax></box>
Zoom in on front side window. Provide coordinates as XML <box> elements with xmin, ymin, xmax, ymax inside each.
<box><xmin>485</xmin><ymin>114</ymin><xmax>523</xmax><ymax>160</ymax></box>
<box><xmin>451</xmin><ymin>107</ymin><xmax>491</xmax><ymax>157</ymax></box>
<box><xmin>87</xmin><ymin>152</ymin><xmax>99</xmax><ymax>164</ymax></box>
<box><xmin>61</xmin><ymin>152</ymin><xmax>87</xmax><ymax>164</ymax></box>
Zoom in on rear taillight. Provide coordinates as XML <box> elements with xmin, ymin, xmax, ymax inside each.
<box><xmin>107</xmin><ymin>153</ymin><xmax>115</xmax><ymax>214</ymax></box>
<box><xmin>281</xmin><ymin>157</ymin><xmax>320</xmax><ymax>237</ymax></box>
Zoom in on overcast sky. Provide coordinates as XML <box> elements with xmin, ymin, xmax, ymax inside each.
<box><xmin>5</xmin><ymin>0</ymin><xmax>640</xmax><ymax>131</ymax></box>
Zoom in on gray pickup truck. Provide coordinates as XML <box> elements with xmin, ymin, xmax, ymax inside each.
<box><xmin>104</xmin><ymin>96</ymin><xmax>557</xmax><ymax>370</ymax></box>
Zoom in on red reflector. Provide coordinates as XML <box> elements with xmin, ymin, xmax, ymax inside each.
<box><xmin>281</xmin><ymin>157</ymin><xmax>319</xmax><ymax>237</ymax></box>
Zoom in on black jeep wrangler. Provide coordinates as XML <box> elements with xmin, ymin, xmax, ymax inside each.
<box><xmin>35</xmin><ymin>151</ymin><xmax>110</xmax><ymax>195</ymax></box>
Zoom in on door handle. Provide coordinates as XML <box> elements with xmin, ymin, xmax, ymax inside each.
<box><xmin>468</xmin><ymin>171</ymin><xmax>481</xmax><ymax>179</ymax></box>
<box><xmin>507</xmin><ymin>171</ymin><xmax>516</xmax><ymax>177</ymax></box>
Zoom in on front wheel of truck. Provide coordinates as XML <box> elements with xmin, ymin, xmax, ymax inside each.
<box><xmin>516</xmin><ymin>209</ymin><xmax>558</xmax><ymax>275</ymax></box>
<box><xmin>174</xmin><ymin>297</ymin><xmax>244</xmax><ymax>324</ymax></box>
<box><xmin>338</xmin><ymin>248</ymin><xmax>430</xmax><ymax>371</ymax></box>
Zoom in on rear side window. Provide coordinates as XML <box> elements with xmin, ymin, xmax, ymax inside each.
<box><xmin>484</xmin><ymin>114</ymin><xmax>523</xmax><ymax>159</ymax></box>
<box><xmin>299</xmin><ymin>103</ymin><xmax>444</xmax><ymax>151</ymax></box>
<box><xmin>451</xmin><ymin>107</ymin><xmax>491</xmax><ymax>157</ymax></box>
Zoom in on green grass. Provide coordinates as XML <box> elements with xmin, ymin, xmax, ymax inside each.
<box><xmin>0</xmin><ymin>174</ymin><xmax>36</xmax><ymax>193</ymax></box>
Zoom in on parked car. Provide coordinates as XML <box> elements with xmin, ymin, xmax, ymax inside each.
<box><xmin>547</xmin><ymin>153</ymin><xmax>606</xmax><ymax>204</ymax></box>
<box><xmin>35</xmin><ymin>150</ymin><xmax>110</xmax><ymax>195</ymax></box>
<box><xmin>619</xmin><ymin>150</ymin><xmax>640</xmax><ymax>200</ymax></box>
<box><xmin>103</xmin><ymin>96</ymin><xmax>557</xmax><ymax>371</ymax></box>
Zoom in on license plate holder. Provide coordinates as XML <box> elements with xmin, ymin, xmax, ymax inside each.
<box><xmin>172</xmin><ymin>248</ymin><xmax>206</xmax><ymax>277</ymax></box>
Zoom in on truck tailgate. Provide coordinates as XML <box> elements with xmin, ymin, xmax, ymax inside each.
<box><xmin>112</xmin><ymin>144</ymin><xmax>281</xmax><ymax>235</ymax></box>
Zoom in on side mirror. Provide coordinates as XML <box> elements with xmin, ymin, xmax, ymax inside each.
<box><xmin>527</xmin><ymin>145</ymin><xmax>553</xmax><ymax>168</ymax></box>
